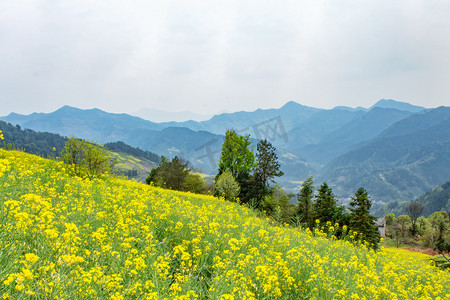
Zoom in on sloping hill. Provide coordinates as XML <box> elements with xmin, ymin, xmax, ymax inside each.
<box><xmin>0</xmin><ymin>120</ymin><xmax>67</xmax><ymax>156</ymax></box>
<box><xmin>415</xmin><ymin>180</ymin><xmax>450</xmax><ymax>215</ymax></box>
<box><xmin>1</xmin><ymin>149</ymin><xmax>449</xmax><ymax>299</ymax></box>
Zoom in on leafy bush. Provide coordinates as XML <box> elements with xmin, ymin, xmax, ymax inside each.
<box><xmin>215</xmin><ymin>171</ymin><xmax>240</xmax><ymax>201</ymax></box>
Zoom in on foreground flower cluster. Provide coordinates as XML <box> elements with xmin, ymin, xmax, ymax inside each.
<box><xmin>0</xmin><ymin>149</ymin><xmax>449</xmax><ymax>299</ymax></box>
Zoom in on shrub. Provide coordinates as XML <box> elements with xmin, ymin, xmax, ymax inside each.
<box><xmin>215</xmin><ymin>171</ymin><xmax>240</xmax><ymax>201</ymax></box>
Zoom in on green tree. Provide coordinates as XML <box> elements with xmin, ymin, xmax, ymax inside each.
<box><xmin>217</xmin><ymin>129</ymin><xmax>255</xmax><ymax>203</ymax></box>
<box><xmin>253</xmin><ymin>139</ymin><xmax>284</xmax><ymax>208</ymax></box>
<box><xmin>296</xmin><ymin>176</ymin><xmax>315</xmax><ymax>229</ymax></box>
<box><xmin>218</xmin><ymin>129</ymin><xmax>255</xmax><ymax>179</ymax></box>
<box><xmin>62</xmin><ymin>137</ymin><xmax>86</xmax><ymax>176</ymax></box>
<box><xmin>146</xmin><ymin>168</ymin><xmax>159</xmax><ymax>185</ymax></box>
<box><xmin>83</xmin><ymin>141</ymin><xmax>112</xmax><ymax>179</ymax></box>
<box><xmin>385</xmin><ymin>213</ymin><xmax>395</xmax><ymax>226</ymax></box>
<box><xmin>62</xmin><ymin>137</ymin><xmax>111</xmax><ymax>179</ymax></box>
<box><xmin>215</xmin><ymin>171</ymin><xmax>240</xmax><ymax>202</ymax></box>
<box><xmin>160</xmin><ymin>156</ymin><xmax>189</xmax><ymax>190</ymax></box>
<box><xmin>312</xmin><ymin>182</ymin><xmax>343</xmax><ymax>225</ymax></box>
<box><xmin>421</xmin><ymin>212</ymin><xmax>450</xmax><ymax>254</ymax></box>
<box><xmin>349</xmin><ymin>187</ymin><xmax>380</xmax><ymax>249</ymax></box>
<box><xmin>146</xmin><ymin>156</ymin><xmax>209</xmax><ymax>194</ymax></box>
<box><xmin>146</xmin><ymin>156</ymin><xmax>189</xmax><ymax>190</ymax></box>
<box><xmin>254</xmin><ymin>139</ymin><xmax>284</xmax><ymax>187</ymax></box>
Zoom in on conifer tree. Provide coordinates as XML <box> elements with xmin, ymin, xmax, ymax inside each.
<box><xmin>253</xmin><ymin>139</ymin><xmax>284</xmax><ymax>208</ymax></box>
<box><xmin>313</xmin><ymin>182</ymin><xmax>343</xmax><ymax>225</ymax></box>
<box><xmin>296</xmin><ymin>176</ymin><xmax>314</xmax><ymax>229</ymax></box>
<box><xmin>349</xmin><ymin>187</ymin><xmax>380</xmax><ymax>249</ymax></box>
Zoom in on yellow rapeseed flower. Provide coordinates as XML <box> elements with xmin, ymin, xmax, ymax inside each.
<box><xmin>0</xmin><ymin>149</ymin><xmax>449</xmax><ymax>299</ymax></box>
<box><xmin>24</xmin><ymin>253</ymin><xmax>39</xmax><ymax>264</ymax></box>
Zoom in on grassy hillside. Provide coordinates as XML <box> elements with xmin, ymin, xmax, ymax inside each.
<box><xmin>1</xmin><ymin>149</ymin><xmax>449</xmax><ymax>299</ymax></box>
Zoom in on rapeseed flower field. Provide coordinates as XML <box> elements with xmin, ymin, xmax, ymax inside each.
<box><xmin>0</xmin><ymin>149</ymin><xmax>449</xmax><ymax>299</ymax></box>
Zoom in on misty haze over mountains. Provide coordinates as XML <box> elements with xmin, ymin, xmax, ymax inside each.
<box><xmin>132</xmin><ymin>108</ymin><xmax>214</xmax><ymax>123</ymax></box>
<box><xmin>2</xmin><ymin>99</ymin><xmax>449</xmax><ymax>213</ymax></box>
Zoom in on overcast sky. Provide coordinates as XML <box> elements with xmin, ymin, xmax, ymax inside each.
<box><xmin>1</xmin><ymin>0</ymin><xmax>449</xmax><ymax>116</ymax></box>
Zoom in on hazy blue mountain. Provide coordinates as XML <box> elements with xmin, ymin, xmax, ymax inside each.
<box><xmin>370</xmin><ymin>99</ymin><xmax>425</xmax><ymax>113</ymax></box>
<box><xmin>378</xmin><ymin>106</ymin><xmax>448</xmax><ymax>138</ymax></box>
<box><xmin>168</xmin><ymin>101</ymin><xmax>323</xmax><ymax>135</ymax></box>
<box><xmin>284</xmin><ymin>108</ymin><xmax>365</xmax><ymax>153</ymax></box>
<box><xmin>322</xmin><ymin>106</ymin><xmax>450</xmax><ymax>206</ymax></box>
<box><xmin>299</xmin><ymin>107</ymin><xmax>413</xmax><ymax>164</ymax></box>
<box><xmin>1</xmin><ymin>105</ymin><xmax>165</xmax><ymax>142</ymax></box>
<box><xmin>0</xmin><ymin>106</ymin><xmax>225</xmax><ymax>174</ymax></box>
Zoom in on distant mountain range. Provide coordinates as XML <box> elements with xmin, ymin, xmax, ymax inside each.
<box><xmin>322</xmin><ymin>107</ymin><xmax>450</xmax><ymax>205</ymax></box>
<box><xmin>2</xmin><ymin>99</ymin><xmax>449</xmax><ymax>214</ymax></box>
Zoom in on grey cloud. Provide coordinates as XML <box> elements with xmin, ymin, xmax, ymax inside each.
<box><xmin>0</xmin><ymin>0</ymin><xmax>449</xmax><ymax>116</ymax></box>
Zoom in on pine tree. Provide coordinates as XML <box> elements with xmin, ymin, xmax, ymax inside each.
<box><xmin>296</xmin><ymin>176</ymin><xmax>314</xmax><ymax>229</ymax></box>
<box><xmin>313</xmin><ymin>182</ymin><xmax>343</xmax><ymax>225</ymax></box>
<box><xmin>349</xmin><ymin>187</ymin><xmax>380</xmax><ymax>249</ymax></box>
<box><xmin>253</xmin><ymin>139</ymin><xmax>284</xmax><ymax>209</ymax></box>
<box><xmin>254</xmin><ymin>139</ymin><xmax>284</xmax><ymax>187</ymax></box>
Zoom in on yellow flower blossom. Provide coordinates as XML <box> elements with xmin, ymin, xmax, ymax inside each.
<box><xmin>0</xmin><ymin>149</ymin><xmax>448</xmax><ymax>299</ymax></box>
<box><xmin>24</xmin><ymin>253</ymin><xmax>39</xmax><ymax>264</ymax></box>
